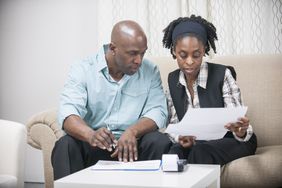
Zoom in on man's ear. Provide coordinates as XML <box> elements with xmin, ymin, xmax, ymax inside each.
<box><xmin>109</xmin><ymin>42</ymin><xmax>116</xmax><ymax>55</ymax></box>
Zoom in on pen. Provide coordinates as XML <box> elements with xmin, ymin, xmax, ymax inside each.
<box><xmin>106</xmin><ymin>124</ymin><xmax>117</xmax><ymax>149</ymax></box>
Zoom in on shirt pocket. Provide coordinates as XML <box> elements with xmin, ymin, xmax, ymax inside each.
<box><xmin>120</xmin><ymin>88</ymin><xmax>148</xmax><ymax>123</ymax></box>
<box><xmin>122</xmin><ymin>89</ymin><xmax>148</xmax><ymax>97</ymax></box>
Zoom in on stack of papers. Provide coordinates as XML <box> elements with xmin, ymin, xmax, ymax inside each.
<box><xmin>91</xmin><ymin>160</ymin><xmax>161</xmax><ymax>171</ymax></box>
<box><xmin>165</xmin><ymin>107</ymin><xmax>248</xmax><ymax>140</ymax></box>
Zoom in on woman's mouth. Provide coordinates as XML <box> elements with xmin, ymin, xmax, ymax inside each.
<box><xmin>184</xmin><ymin>68</ymin><xmax>194</xmax><ymax>74</ymax></box>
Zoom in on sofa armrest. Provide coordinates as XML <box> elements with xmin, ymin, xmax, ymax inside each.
<box><xmin>26</xmin><ymin>109</ymin><xmax>64</xmax><ymax>188</ymax></box>
<box><xmin>26</xmin><ymin>108</ymin><xmax>64</xmax><ymax>149</ymax></box>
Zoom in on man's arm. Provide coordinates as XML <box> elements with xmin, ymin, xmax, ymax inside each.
<box><xmin>59</xmin><ymin>62</ymin><xmax>115</xmax><ymax>151</ymax></box>
<box><xmin>63</xmin><ymin>115</ymin><xmax>95</xmax><ymax>143</ymax></box>
<box><xmin>126</xmin><ymin>117</ymin><xmax>157</xmax><ymax>139</ymax></box>
<box><xmin>139</xmin><ymin>62</ymin><xmax>168</xmax><ymax>129</ymax></box>
<box><xmin>64</xmin><ymin>115</ymin><xmax>115</xmax><ymax>151</ymax></box>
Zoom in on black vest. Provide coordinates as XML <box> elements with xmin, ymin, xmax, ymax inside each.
<box><xmin>168</xmin><ymin>63</ymin><xmax>236</xmax><ymax>121</ymax></box>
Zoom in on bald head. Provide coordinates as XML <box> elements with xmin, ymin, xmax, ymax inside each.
<box><xmin>106</xmin><ymin>20</ymin><xmax>148</xmax><ymax>78</ymax></box>
<box><xmin>111</xmin><ymin>20</ymin><xmax>147</xmax><ymax>45</ymax></box>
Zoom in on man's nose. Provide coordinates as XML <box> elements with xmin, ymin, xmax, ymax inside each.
<box><xmin>134</xmin><ymin>54</ymin><xmax>142</xmax><ymax>65</ymax></box>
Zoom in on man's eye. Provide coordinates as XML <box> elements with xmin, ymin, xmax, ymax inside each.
<box><xmin>129</xmin><ymin>52</ymin><xmax>137</xmax><ymax>56</ymax></box>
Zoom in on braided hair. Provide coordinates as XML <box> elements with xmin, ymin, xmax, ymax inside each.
<box><xmin>162</xmin><ymin>15</ymin><xmax>218</xmax><ymax>58</ymax></box>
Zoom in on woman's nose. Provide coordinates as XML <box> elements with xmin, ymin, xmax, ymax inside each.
<box><xmin>186</xmin><ymin>57</ymin><xmax>193</xmax><ymax>65</ymax></box>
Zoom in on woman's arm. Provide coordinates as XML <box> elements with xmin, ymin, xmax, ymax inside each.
<box><xmin>222</xmin><ymin>68</ymin><xmax>254</xmax><ymax>141</ymax></box>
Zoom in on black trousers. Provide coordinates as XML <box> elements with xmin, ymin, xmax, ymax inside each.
<box><xmin>51</xmin><ymin>131</ymin><xmax>171</xmax><ymax>180</ymax></box>
<box><xmin>168</xmin><ymin>131</ymin><xmax>257</xmax><ymax>166</ymax></box>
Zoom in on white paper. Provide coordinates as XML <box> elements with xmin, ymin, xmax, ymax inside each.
<box><xmin>165</xmin><ymin>107</ymin><xmax>248</xmax><ymax>140</ymax></box>
<box><xmin>91</xmin><ymin>160</ymin><xmax>161</xmax><ymax>171</ymax></box>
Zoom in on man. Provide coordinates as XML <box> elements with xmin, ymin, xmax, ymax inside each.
<box><xmin>52</xmin><ymin>20</ymin><xmax>171</xmax><ymax>180</ymax></box>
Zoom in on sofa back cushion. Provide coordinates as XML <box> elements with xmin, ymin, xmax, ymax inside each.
<box><xmin>148</xmin><ymin>54</ymin><xmax>282</xmax><ymax>147</ymax></box>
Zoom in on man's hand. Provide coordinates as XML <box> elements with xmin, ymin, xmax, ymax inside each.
<box><xmin>224</xmin><ymin>117</ymin><xmax>249</xmax><ymax>138</ymax></box>
<box><xmin>178</xmin><ymin>135</ymin><xmax>196</xmax><ymax>148</ymax></box>
<box><xmin>110</xmin><ymin>129</ymin><xmax>138</xmax><ymax>162</ymax></box>
<box><xmin>87</xmin><ymin>127</ymin><xmax>116</xmax><ymax>152</ymax></box>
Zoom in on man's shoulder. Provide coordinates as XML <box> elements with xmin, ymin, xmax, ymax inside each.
<box><xmin>75</xmin><ymin>46</ymin><xmax>105</xmax><ymax>68</ymax></box>
<box><xmin>70</xmin><ymin>56</ymin><xmax>95</xmax><ymax>73</ymax></box>
<box><xmin>141</xmin><ymin>58</ymin><xmax>158</xmax><ymax>71</ymax></box>
<box><xmin>73</xmin><ymin>49</ymin><xmax>105</xmax><ymax>72</ymax></box>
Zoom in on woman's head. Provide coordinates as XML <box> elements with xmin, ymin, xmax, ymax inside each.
<box><xmin>162</xmin><ymin>15</ymin><xmax>218</xmax><ymax>58</ymax></box>
<box><xmin>162</xmin><ymin>15</ymin><xmax>217</xmax><ymax>78</ymax></box>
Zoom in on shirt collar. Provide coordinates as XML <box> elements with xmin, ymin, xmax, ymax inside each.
<box><xmin>179</xmin><ymin>61</ymin><xmax>208</xmax><ymax>89</ymax></box>
<box><xmin>96</xmin><ymin>44</ymin><xmax>131</xmax><ymax>84</ymax></box>
<box><xmin>96</xmin><ymin>44</ymin><xmax>109</xmax><ymax>72</ymax></box>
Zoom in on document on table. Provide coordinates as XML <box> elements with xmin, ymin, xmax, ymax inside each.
<box><xmin>91</xmin><ymin>160</ymin><xmax>161</xmax><ymax>171</ymax></box>
<box><xmin>165</xmin><ymin>107</ymin><xmax>248</xmax><ymax>140</ymax></box>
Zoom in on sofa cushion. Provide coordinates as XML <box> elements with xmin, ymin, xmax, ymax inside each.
<box><xmin>221</xmin><ymin>145</ymin><xmax>282</xmax><ymax>188</ymax></box>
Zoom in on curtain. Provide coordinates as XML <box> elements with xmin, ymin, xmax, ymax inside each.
<box><xmin>96</xmin><ymin>0</ymin><xmax>282</xmax><ymax>57</ymax></box>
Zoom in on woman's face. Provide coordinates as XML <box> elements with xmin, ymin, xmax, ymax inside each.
<box><xmin>173</xmin><ymin>36</ymin><xmax>205</xmax><ymax>79</ymax></box>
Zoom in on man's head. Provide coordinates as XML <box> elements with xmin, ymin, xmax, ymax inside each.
<box><xmin>107</xmin><ymin>20</ymin><xmax>147</xmax><ymax>78</ymax></box>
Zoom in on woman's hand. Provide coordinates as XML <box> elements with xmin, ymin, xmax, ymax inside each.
<box><xmin>178</xmin><ymin>135</ymin><xmax>196</xmax><ymax>148</ymax></box>
<box><xmin>224</xmin><ymin>117</ymin><xmax>249</xmax><ymax>138</ymax></box>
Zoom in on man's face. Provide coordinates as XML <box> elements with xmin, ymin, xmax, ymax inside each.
<box><xmin>112</xmin><ymin>35</ymin><xmax>147</xmax><ymax>75</ymax></box>
<box><xmin>173</xmin><ymin>36</ymin><xmax>205</xmax><ymax>79</ymax></box>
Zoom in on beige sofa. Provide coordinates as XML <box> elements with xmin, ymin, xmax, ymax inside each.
<box><xmin>27</xmin><ymin>54</ymin><xmax>282</xmax><ymax>188</ymax></box>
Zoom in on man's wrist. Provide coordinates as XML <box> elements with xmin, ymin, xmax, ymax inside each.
<box><xmin>127</xmin><ymin>127</ymin><xmax>138</xmax><ymax>138</ymax></box>
<box><xmin>85</xmin><ymin>129</ymin><xmax>95</xmax><ymax>144</ymax></box>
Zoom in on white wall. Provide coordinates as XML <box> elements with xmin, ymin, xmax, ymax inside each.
<box><xmin>0</xmin><ymin>0</ymin><xmax>98</xmax><ymax>182</ymax></box>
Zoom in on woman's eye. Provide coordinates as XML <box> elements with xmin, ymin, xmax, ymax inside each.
<box><xmin>193</xmin><ymin>52</ymin><xmax>201</xmax><ymax>58</ymax></box>
<box><xmin>179</xmin><ymin>53</ymin><xmax>187</xmax><ymax>59</ymax></box>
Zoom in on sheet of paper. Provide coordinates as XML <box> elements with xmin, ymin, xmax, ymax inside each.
<box><xmin>165</xmin><ymin>107</ymin><xmax>248</xmax><ymax>140</ymax></box>
<box><xmin>91</xmin><ymin>160</ymin><xmax>161</xmax><ymax>171</ymax></box>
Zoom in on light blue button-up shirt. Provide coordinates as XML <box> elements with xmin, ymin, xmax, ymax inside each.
<box><xmin>58</xmin><ymin>45</ymin><xmax>168</xmax><ymax>139</ymax></box>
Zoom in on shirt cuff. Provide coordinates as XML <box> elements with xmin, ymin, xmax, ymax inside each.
<box><xmin>142</xmin><ymin>109</ymin><xmax>167</xmax><ymax>129</ymax></box>
<box><xmin>58</xmin><ymin>105</ymin><xmax>84</xmax><ymax>126</ymax></box>
<box><xmin>167</xmin><ymin>133</ymin><xmax>179</xmax><ymax>143</ymax></box>
<box><xmin>233</xmin><ymin>124</ymin><xmax>254</xmax><ymax>142</ymax></box>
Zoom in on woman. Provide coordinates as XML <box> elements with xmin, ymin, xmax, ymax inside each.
<box><xmin>163</xmin><ymin>15</ymin><xmax>257</xmax><ymax>165</ymax></box>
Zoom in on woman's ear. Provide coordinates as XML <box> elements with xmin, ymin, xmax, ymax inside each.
<box><xmin>172</xmin><ymin>47</ymin><xmax>176</xmax><ymax>56</ymax></box>
<box><xmin>204</xmin><ymin>45</ymin><xmax>208</xmax><ymax>54</ymax></box>
<box><xmin>171</xmin><ymin>46</ymin><xmax>177</xmax><ymax>59</ymax></box>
